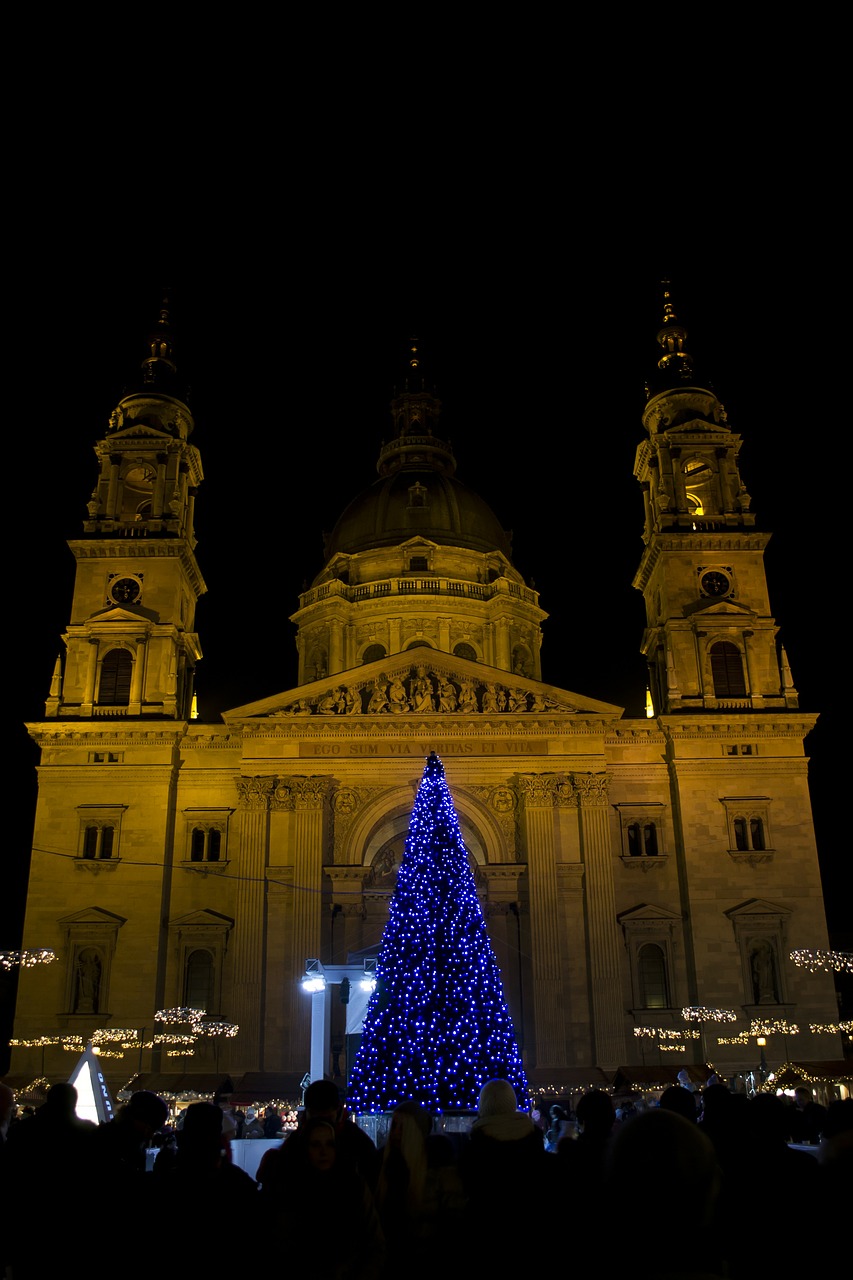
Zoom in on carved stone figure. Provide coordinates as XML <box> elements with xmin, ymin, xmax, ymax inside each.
<box><xmin>388</xmin><ymin>677</ymin><xmax>410</xmax><ymax>713</ymax></box>
<box><xmin>75</xmin><ymin>949</ymin><xmax>102</xmax><ymax>1014</ymax></box>
<box><xmin>343</xmin><ymin>687</ymin><xmax>361</xmax><ymax>714</ymax></box>
<box><xmin>438</xmin><ymin>678</ymin><xmax>457</xmax><ymax>712</ymax></box>
<box><xmin>750</xmin><ymin>940</ymin><xmax>777</xmax><ymax>1004</ymax></box>
<box><xmin>410</xmin><ymin>667</ymin><xmax>434</xmax><ymax>712</ymax></box>
<box><xmin>508</xmin><ymin>688</ymin><xmax>528</xmax><ymax>713</ymax></box>
<box><xmin>367</xmin><ymin>678</ymin><xmax>389</xmax><ymax>714</ymax></box>
<box><xmin>457</xmin><ymin>679</ymin><xmax>477</xmax><ymax>713</ymax></box>
<box><xmin>317</xmin><ymin>688</ymin><xmax>344</xmax><ymax>715</ymax></box>
<box><xmin>482</xmin><ymin>684</ymin><xmax>499</xmax><ymax>713</ymax></box>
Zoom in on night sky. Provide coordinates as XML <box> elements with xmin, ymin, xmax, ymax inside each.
<box><xmin>4</xmin><ymin>270</ymin><xmax>844</xmax><ymax>983</ymax></box>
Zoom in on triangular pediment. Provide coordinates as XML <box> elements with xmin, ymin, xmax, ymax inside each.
<box><xmin>617</xmin><ymin>904</ymin><xmax>683</xmax><ymax>925</ymax></box>
<box><xmin>58</xmin><ymin>907</ymin><xmax>126</xmax><ymax>926</ymax></box>
<box><xmin>87</xmin><ymin>604</ymin><xmax>159</xmax><ymax>624</ymax></box>
<box><xmin>223</xmin><ymin>650</ymin><xmax>622</xmax><ymax>722</ymax></box>
<box><xmin>170</xmin><ymin>909</ymin><xmax>234</xmax><ymax>928</ymax></box>
<box><xmin>683</xmin><ymin>598</ymin><xmax>756</xmax><ymax>621</ymax></box>
<box><xmin>724</xmin><ymin>898</ymin><xmax>790</xmax><ymax>921</ymax></box>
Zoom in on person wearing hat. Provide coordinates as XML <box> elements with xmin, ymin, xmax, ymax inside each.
<box><xmin>243</xmin><ymin>1106</ymin><xmax>265</xmax><ymax>1139</ymax></box>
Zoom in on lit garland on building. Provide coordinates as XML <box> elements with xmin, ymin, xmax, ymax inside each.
<box><xmin>144</xmin><ymin>1034</ymin><xmax>198</xmax><ymax>1047</ymax></box>
<box><xmin>197</xmin><ymin>1020</ymin><xmax>239</xmax><ymax>1038</ymax></box>
<box><xmin>347</xmin><ymin>753</ymin><xmax>529</xmax><ymax>1114</ymax></box>
<box><xmin>682</xmin><ymin>1006</ymin><xmax>737</xmax><ymax>1023</ymax></box>
<box><xmin>790</xmin><ymin>949</ymin><xmax>853</xmax><ymax>974</ymax></box>
<box><xmin>0</xmin><ymin>949</ymin><xmax>56</xmax><ymax>971</ymax></box>
<box><xmin>92</xmin><ymin>1028</ymin><xmax>140</xmax><ymax>1046</ymax></box>
<box><xmin>749</xmin><ymin>1018</ymin><xmax>799</xmax><ymax>1036</ymax></box>
<box><xmin>809</xmin><ymin>1020</ymin><xmax>853</xmax><ymax>1035</ymax></box>
<box><xmin>633</xmin><ymin>1028</ymin><xmax>700</xmax><ymax>1040</ymax></box>
<box><xmin>9</xmin><ymin>1035</ymin><xmax>81</xmax><ymax>1049</ymax></box>
<box><xmin>717</xmin><ymin>1033</ymin><xmax>751</xmax><ymax>1045</ymax></box>
<box><xmin>660</xmin><ymin>1044</ymin><xmax>686</xmax><ymax>1052</ymax></box>
<box><xmin>155</xmin><ymin>1007</ymin><xmax>205</xmax><ymax>1024</ymax></box>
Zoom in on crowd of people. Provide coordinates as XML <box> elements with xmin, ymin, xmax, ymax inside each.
<box><xmin>0</xmin><ymin>1073</ymin><xmax>850</xmax><ymax>1279</ymax></box>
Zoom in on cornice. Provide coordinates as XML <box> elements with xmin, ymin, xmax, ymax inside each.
<box><xmin>658</xmin><ymin>715</ymin><xmax>819</xmax><ymax>738</ymax></box>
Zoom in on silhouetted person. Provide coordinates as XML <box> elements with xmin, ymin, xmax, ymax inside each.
<box><xmin>606</xmin><ymin>1108</ymin><xmax>726</xmax><ymax>1278</ymax></box>
<box><xmin>0</xmin><ymin>1083</ymin><xmax>95</xmax><ymax>1280</ymax></box>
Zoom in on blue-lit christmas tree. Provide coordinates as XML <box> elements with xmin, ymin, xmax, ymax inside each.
<box><xmin>347</xmin><ymin>752</ymin><xmax>529</xmax><ymax>1113</ymax></box>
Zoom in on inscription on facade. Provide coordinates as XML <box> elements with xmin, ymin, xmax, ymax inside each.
<box><xmin>299</xmin><ymin>739</ymin><xmax>548</xmax><ymax>758</ymax></box>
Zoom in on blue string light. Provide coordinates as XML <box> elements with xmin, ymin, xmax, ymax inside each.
<box><xmin>348</xmin><ymin>752</ymin><xmax>530</xmax><ymax>1114</ymax></box>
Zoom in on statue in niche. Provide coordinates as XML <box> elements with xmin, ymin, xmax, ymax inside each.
<box><xmin>749</xmin><ymin>939</ymin><xmax>778</xmax><ymax>1004</ymax></box>
<box><xmin>458</xmin><ymin>679</ymin><xmax>477</xmax><ymax>713</ymax></box>
<box><xmin>75</xmin><ymin>949</ymin><xmax>102</xmax><ymax>1014</ymax></box>
<box><xmin>388</xmin><ymin>677</ymin><xmax>410</xmax><ymax>713</ymax></box>
<box><xmin>513</xmin><ymin>651</ymin><xmax>530</xmax><ymax>677</ymax></box>
<box><xmin>438</xmin><ymin>677</ymin><xmax>457</xmax><ymax>712</ymax></box>
<box><xmin>367</xmin><ymin>678</ymin><xmax>389</xmax><ymax>714</ymax></box>
<box><xmin>410</xmin><ymin>667</ymin><xmax>435</xmax><ymax>712</ymax></box>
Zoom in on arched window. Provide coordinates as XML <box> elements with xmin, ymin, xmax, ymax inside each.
<box><xmin>638</xmin><ymin>944</ymin><xmax>669</xmax><ymax>1008</ymax></box>
<box><xmin>710</xmin><ymin>641</ymin><xmax>747</xmax><ymax>698</ymax></box>
<box><xmin>362</xmin><ymin>644</ymin><xmax>386</xmax><ymax>665</ymax></box>
<box><xmin>98</xmin><ymin>649</ymin><xmax>132</xmax><ymax>705</ymax></box>
<box><xmin>453</xmin><ymin>643</ymin><xmax>476</xmax><ymax>662</ymax></box>
<box><xmin>82</xmin><ymin>824</ymin><xmax>115</xmax><ymax>859</ymax></box>
<box><xmin>627</xmin><ymin>822</ymin><xmax>658</xmax><ymax>856</ymax></box>
<box><xmin>184</xmin><ymin>949</ymin><xmax>214</xmax><ymax>1011</ymax></box>
<box><xmin>190</xmin><ymin>828</ymin><xmax>223</xmax><ymax>862</ymax></box>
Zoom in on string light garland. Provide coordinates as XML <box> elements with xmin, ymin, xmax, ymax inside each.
<box><xmin>790</xmin><ymin>949</ymin><xmax>853</xmax><ymax>974</ymax></box>
<box><xmin>155</xmin><ymin>1007</ymin><xmax>205</xmax><ymax>1024</ymax></box>
<box><xmin>0</xmin><ymin>949</ymin><xmax>56</xmax><ymax>971</ymax></box>
<box><xmin>682</xmin><ymin>1006</ymin><xmax>737</xmax><ymax>1023</ymax></box>
<box><xmin>91</xmin><ymin>1028</ymin><xmax>140</xmax><ymax>1046</ymax></box>
<box><xmin>660</xmin><ymin>1044</ymin><xmax>686</xmax><ymax>1052</ymax></box>
<box><xmin>749</xmin><ymin>1018</ymin><xmax>799</xmax><ymax>1036</ymax></box>
<box><xmin>633</xmin><ymin>1028</ymin><xmax>700</xmax><ymax>1040</ymax></box>
<box><xmin>347</xmin><ymin>753</ymin><xmax>529</xmax><ymax>1114</ymax></box>
<box><xmin>809</xmin><ymin>1021</ymin><xmax>853</xmax><ymax>1035</ymax></box>
<box><xmin>197</xmin><ymin>1020</ymin><xmax>239</xmax><ymax>1038</ymax></box>
<box><xmin>10</xmin><ymin>1035</ymin><xmax>83</xmax><ymax>1050</ymax></box>
<box><xmin>717</xmin><ymin>1033</ymin><xmax>751</xmax><ymax>1045</ymax></box>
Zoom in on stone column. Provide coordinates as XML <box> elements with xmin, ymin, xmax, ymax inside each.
<box><xmin>130</xmin><ymin>636</ymin><xmax>146</xmax><ymax>707</ymax></box>
<box><xmin>480</xmin><ymin>864</ymin><xmax>528</xmax><ymax>1052</ymax></box>
<box><xmin>329</xmin><ymin>619</ymin><xmax>344</xmax><ymax>675</ymax></box>
<box><xmin>574</xmin><ymin>772</ymin><xmax>625</xmax><ymax>1069</ymax></box>
<box><xmin>288</xmin><ymin>778</ymin><xmax>332</xmax><ymax>1069</ymax></box>
<box><xmin>518</xmin><ymin>775</ymin><xmax>565</xmax><ymax>1067</ymax></box>
<box><xmin>232</xmin><ymin>776</ymin><xmax>274</xmax><ymax>1070</ymax></box>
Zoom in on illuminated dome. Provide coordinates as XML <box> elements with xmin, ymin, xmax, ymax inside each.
<box><xmin>325</xmin><ymin>466</ymin><xmax>512</xmax><ymax>560</ymax></box>
<box><xmin>317</xmin><ymin>341</ymin><xmax>514</xmax><ymax>576</ymax></box>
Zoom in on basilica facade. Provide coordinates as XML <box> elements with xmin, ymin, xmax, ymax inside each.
<box><xmin>10</xmin><ymin>298</ymin><xmax>841</xmax><ymax>1096</ymax></box>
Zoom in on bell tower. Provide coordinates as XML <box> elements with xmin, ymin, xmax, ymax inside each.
<box><xmin>633</xmin><ymin>286</ymin><xmax>797</xmax><ymax>715</ymax></box>
<box><xmin>46</xmin><ymin>299</ymin><xmax>206</xmax><ymax>719</ymax></box>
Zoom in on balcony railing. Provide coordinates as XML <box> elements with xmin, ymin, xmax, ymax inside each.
<box><xmin>298</xmin><ymin>575</ymin><xmax>539</xmax><ymax>611</ymax></box>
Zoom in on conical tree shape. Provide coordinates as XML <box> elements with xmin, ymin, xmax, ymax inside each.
<box><xmin>348</xmin><ymin>752</ymin><xmax>529</xmax><ymax>1113</ymax></box>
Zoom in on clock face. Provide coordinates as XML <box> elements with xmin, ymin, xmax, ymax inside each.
<box><xmin>109</xmin><ymin>576</ymin><xmax>141</xmax><ymax>605</ymax></box>
<box><xmin>700</xmin><ymin>570</ymin><xmax>731</xmax><ymax>598</ymax></box>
